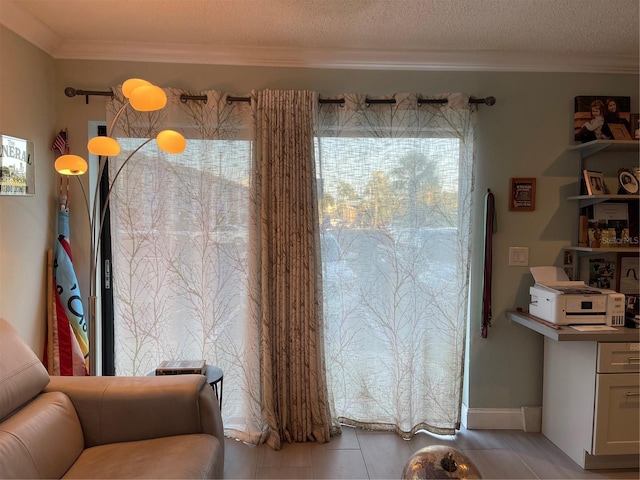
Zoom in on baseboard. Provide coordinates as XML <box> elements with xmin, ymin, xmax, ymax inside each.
<box><xmin>461</xmin><ymin>405</ymin><xmax>526</xmax><ymax>430</ymax></box>
<box><xmin>583</xmin><ymin>452</ymin><xmax>639</xmax><ymax>470</ymax></box>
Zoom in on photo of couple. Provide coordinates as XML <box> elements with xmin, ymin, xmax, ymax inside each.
<box><xmin>574</xmin><ymin>95</ymin><xmax>632</xmax><ymax>143</ymax></box>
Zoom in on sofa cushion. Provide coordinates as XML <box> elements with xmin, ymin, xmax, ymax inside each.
<box><xmin>0</xmin><ymin>391</ymin><xmax>84</xmax><ymax>479</ymax></box>
<box><xmin>62</xmin><ymin>434</ymin><xmax>221</xmax><ymax>479</ymax></box>
<box><xmin>0</xmin><ymin>318</ymin><xmax>50</xmax><ymax>420</ymax></box>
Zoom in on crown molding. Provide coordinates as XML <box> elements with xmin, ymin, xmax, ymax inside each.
<box><xmin>53</xmin><ymin>40</ymin><xmax>640</xmax><ymax>74</ymax></box>
<box><xmin>1</xmin><ymin>0</ymin><xmax>637</xmax><ymax>74</ymax></box>
<box><xmin>0</xmin><ymin>0</ymin><xmax>61</xmax><ymax>55</ymax></box>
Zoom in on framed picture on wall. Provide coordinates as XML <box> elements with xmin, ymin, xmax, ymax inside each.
<box><xmin>0</xmin><ymin>134</ymin><xmax>35</xmax><ymax>196</ymax></box>
<box><xmin>509</xmin><ymin>177</ymin><xmax>536</xmax><ymax>211</ymax></box>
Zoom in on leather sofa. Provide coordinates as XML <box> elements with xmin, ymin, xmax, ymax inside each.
<box><xmin>0</xmin><ymin>317</ymin><xmax>224</xmax><ymax>478</ymax></box>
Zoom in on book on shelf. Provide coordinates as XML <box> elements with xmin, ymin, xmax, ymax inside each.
<box><xmin>579</xmin><ymin>215</ymin><xmax>589</xmax><ymax>247</ymax></box>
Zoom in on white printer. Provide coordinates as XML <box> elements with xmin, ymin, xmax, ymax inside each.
<box><xmin>529</xmin><ymin>267</ymin><xmax>625</xmax><ymax>326</ymax></box>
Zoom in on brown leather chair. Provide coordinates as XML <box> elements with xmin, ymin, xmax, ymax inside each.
<box><xmin>0</xmin><ymin>317</ymin><xmax>224</xmax><ymax>478</ymax></box>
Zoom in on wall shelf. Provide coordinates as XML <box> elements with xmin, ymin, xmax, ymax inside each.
<box><xmin>564</xmin><ymin>141</ymin><xmax>639</xmax><ymax>279</ymax></box>
<box><xmin>566</xmin><ymin>194</ymin><xmax>640</xmax><ymax>208</ymax></box>
<box><xmin>564</xmin><ymin>246</ymin><xmax>639</xmax><ymax>254</ymax></box>
<box><xmin>568</xmin><ymin>140</ymin><xmax>639</xmax><ymax>159</ymax></box>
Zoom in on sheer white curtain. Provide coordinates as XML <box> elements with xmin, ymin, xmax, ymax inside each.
<box><xmin>315</xmin><ymin>93</ymin><xmax>476</xmax><ymax>436</ymax></box>
<box><xmin>106</xmin><ymin>88</ymin><xmax>268</xmax><ymax>443</ymax></box>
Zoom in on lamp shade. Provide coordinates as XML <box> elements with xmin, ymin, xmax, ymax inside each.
<box><xmin>55</xmin><ymin>155</ymin><xmax>88</xmax><ymax>175</ymax></box>
<box><xmin>88</xmin><ymin>136</ymin><xmax>121</xmax><ymax>156</ymax></box>
<box><xmin>129</xmin><ymin>85</ymin><xmax>167</xmax><ymax>112</ymax></box>
<box><xmin>156</xmin><ymin>130</ymin><xmax>186</xmax><ymax>154</ymax></box>
<box><xmin>122</xmin><ymin>78</ymin><xmax>151</xmax><ymax>99</ymax></box>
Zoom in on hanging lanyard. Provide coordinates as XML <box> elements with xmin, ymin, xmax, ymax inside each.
<box><xmin>482</xmin><ymin>189</ymin><xmax>496</xmax><ymax>338</ymax></box>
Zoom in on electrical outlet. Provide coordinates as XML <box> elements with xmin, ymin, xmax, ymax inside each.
<box><xmin>509</xmin><ymin>247</ymin><xmax>529</xmax><ymax>266</ymax></box>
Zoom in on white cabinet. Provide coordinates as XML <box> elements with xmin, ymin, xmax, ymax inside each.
<box><xmin>542</xmin><ymin>338</ymin><xmax>639</xmax><ymax>469</ymax></box>
<box><xmin>593</xmin><ymin>343</ymin><xmax>640</xmax><ymax>456</ymax></box>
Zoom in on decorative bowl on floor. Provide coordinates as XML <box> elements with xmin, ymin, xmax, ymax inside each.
<box><xmin>401</xmin><ymin>445</ymin><xmax>482</xmax><ymax>479</ymax></box>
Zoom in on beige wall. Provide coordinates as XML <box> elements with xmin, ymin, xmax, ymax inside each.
<box><xmin>2</xmin><ymin>24</ymin><xmax>638</xmax><ymax>410</ymax></box>
<box><xmin>0</xmin><ymin>27</ymin><xmax>57</xmax><ymax>350</ymax></box>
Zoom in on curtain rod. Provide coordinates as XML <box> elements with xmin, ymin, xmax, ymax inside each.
<box><xmin>64</xmin><ymin>87</ymin><xmax>496</xmax><ymax>106</ymax></box>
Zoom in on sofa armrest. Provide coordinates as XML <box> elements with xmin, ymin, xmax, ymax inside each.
<box><xmin>45</xmin><ymin>374</ymin><xmax>224</xmax><ymax>448</ymax></box>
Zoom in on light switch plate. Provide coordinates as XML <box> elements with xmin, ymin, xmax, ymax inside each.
<box><xmin>509</xmin><ymin>247</ymin><xmax>529</xmax><ymax>266</ymax></box>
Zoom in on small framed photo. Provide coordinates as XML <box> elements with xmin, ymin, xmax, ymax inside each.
<box><xmin>630</xmin><ymin>114</ymin><xmax>640</xmax><ymax>140</ymax></box>
<box><xmin>583</xmin><ymin>170</ymin><xmax>605</xmax><ymax>195</ymax></box>
<box><xmin>608</xmin><ymin>123</ymin><xmax>632</xmax><ymax>140</ymax></box>
<box><xmin>509</xmin><ymin>177</ymin><xmax>536</xmax><ymax>211</ymax></box>
<box><xmin>617</xmin><ymin>253</ymin><xmax>639</xmax><ymax>296</ymax></box>
<box><xmin>588</xmin><ymin>257</ymin><xmax>616</xmax><ymax>290</ymax></box>
<box><xmin>618</xmin><ymin>168</ymin><xmax>639</xmax><ymax>194</ymax></box>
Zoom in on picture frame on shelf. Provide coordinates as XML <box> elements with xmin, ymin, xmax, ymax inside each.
<box><xmin>587</xmin><ymin>257</ymin><xmax>616</xmax><ymax>290</ymax></box>
<box><xmin>630</xmin><ymin>114</ymin><xmax>640</xmax><ymax>140</ymax></box>
<box><xmin>608</xmin><ymin>123</ymin><xmax>632</xmax><ymax>140</ymax></box>
<box><xmin>616</xmin><ymin>253</ymin><xmax>639</xmax><ymax>296</ymax></box>
<box><xmin>618</xmin><ymin>168</ymin><xmax>639</xmax><ymax>194</ymax></box>
<box><xmin>583</xmin><ymin>169</ymin><xmax>605</xmax><ymax>195</ymax></box>
<box><xmin>509</xmin><ymin>177</ymin><xmax>536</xmax><ymax>211</ymax></box>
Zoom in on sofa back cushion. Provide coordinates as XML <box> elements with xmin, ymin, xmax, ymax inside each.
<box><xmin>0</xmin><ymin>391</ymin><xmax>84</xmax><ymax>479</ymax></box>
<box><xmin>0</xmin><ymin>318</ymin><xmax>50</xmax><ymax>420</ymax></box>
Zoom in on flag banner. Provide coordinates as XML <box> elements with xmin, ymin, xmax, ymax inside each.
<box><xmin>51</xmin><ymin>130</ymin><xmax>68</xmax><ymax>156</ymax></box>
<box><xmin>45</xmin><ymin>206</ymin><xmax>89</xmax><ymax>375</ymax></box>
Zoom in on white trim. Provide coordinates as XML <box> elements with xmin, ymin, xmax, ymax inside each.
<box><xmin>461</xmin><ymin>405</ymin><xmax>525</xmax><ymax>430</ymax></box>
<box><xmin>0</xmin><ymin>1</ymin><xmax>636</xmax><ymax>74</ymax></box>
<box><xmin>47</xmin><ymin>41</ymin><xmax>640</xmax><ymax>74</ymax></box>
<box><xmin>0</xmin><ymin>0</ymin><xmax>60</xmax><ymax>54</ymax></box>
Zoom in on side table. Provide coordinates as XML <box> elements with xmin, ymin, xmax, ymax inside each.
<box><xmin>205</xmin><ymin>365</ymin><xmax>224</xmax><ymax>411</ymax></box>
<box><xmin>148</xmin><ymin>364</ymin><xmax>223</xmax><ymax>410</ymax></box>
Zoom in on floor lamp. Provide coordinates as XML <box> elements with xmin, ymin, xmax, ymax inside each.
<box><xmin>54</xmin><ymin>79</ymin><xmax>186</xmax><ymax>375</ymax></box>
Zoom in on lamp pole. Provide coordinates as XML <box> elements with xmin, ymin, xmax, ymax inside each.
<box><xmin>80</xmin><ymin>137</ymin><xmax>154</xmax><ymax>375</ymax></box>
<box><xmin>55</xmin><ymin>79</ymin><xmax>186</xmax><ymax>376</ymax></box>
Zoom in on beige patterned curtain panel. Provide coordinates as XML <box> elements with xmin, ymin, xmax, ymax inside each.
<box><xmin>105</xmin><ymin>88</ymin><xmax>476</xmax><ymax>445</ymax></box>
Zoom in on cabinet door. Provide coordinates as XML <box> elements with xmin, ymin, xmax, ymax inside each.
<box><xmin>593</xmin><ymin>373</ymin><xmax>640</xmax><ymax>455</ymax></box>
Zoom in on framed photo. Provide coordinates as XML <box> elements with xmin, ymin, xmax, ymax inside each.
<box><xmin>587</xmin><ymin>257</ymin><xmax>616</xmax><ymax>290</ymax></box>
<box><xmin>583</xmin><ymin>169</ymin><xmax>605</xmax><ymax>195</ymax></box>
<box><xmin>617</xmin><ymin>253</ymin><xmax>639</xmax><ymax>296</ymax></box>
<box><xmin>0</xmin><ymin>134</ymin><xmax>35</xmax><ymax>196</ymax></box>
<box><xmin>630</xmin><ymin>114</ymin><xmax>640</xmax><ymax>140</ymax></box>
<box><xmin>509</xmin><ymin>177</ymin><xmax>536</xmax><ymax>211</ymax></box>
<box><xmin>618</xmin><ymin>168</ymin><xmax>639</xmax><ymax>194</ymax></box>
<box><xmin>574</xmin><ymin>96</ymin><xmax>631</xmax><ymax>143</ymax></box>
<box><xmin>608</xmin><ymin>123</ymin><xmax>632</xmax><ymax>140</ymax></box>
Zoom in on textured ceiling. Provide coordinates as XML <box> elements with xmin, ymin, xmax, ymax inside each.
<box><xmin>1</xmin><ymin>0</ymin><xmax>638</xmax><ymax>72</ymax></box>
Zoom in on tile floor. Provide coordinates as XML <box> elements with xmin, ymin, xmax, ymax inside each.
<box><xmin>223</xmin><ymin>426</ymin><xmax>639</xmax><ymax>479</ymax></box>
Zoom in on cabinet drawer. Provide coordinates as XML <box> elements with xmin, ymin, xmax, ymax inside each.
<box><xmin>597</xmin><ymin>342</ymin><xmax>640</xmax><ymax>373</ymax></box>
<box><xmin>593</xmin><ymin>373</ymin><xmax>640</xmax><ymax>456</ymax></box>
